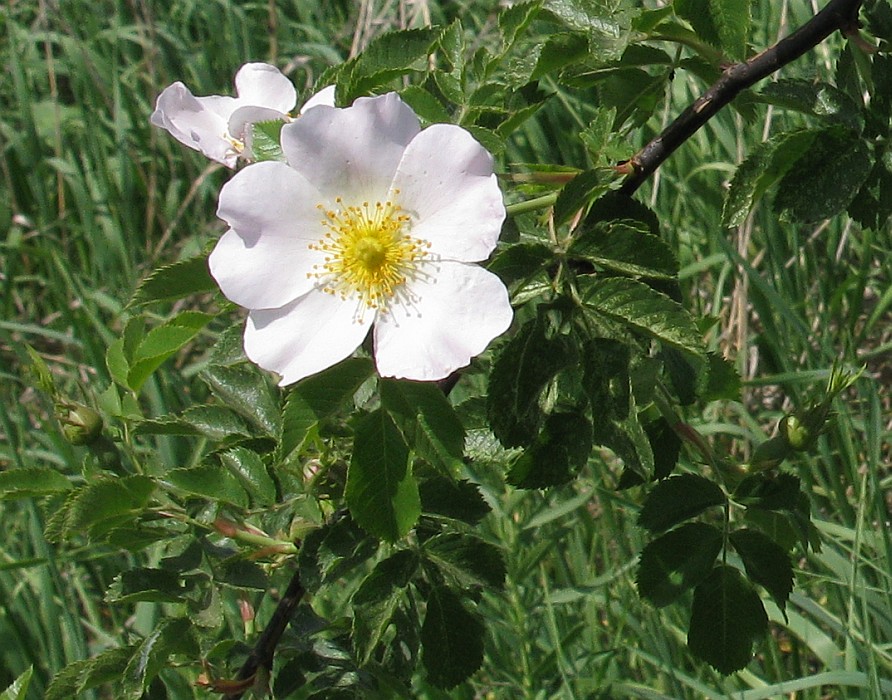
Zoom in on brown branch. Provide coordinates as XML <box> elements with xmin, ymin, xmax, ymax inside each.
<box><xmin>620</xmin><ymin>0</ymin><xmax>865</xmax><ymax>196</ymax></box>
<box><xmin>221</xmin><ymin>566</ymin><xmax>305</xmax><ymax>700</ymax></box>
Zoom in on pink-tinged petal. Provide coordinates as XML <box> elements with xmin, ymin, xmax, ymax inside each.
<box><xmin>211</xmin><ymin>162</ymin><xmax>328</xmax><ymax>308</ymax></box>
<box><xmin>150</xmin><ymin>82</ymin><xmax>237</xmax><ymax>167</ymax></box>
<box><xmin>280</xmin><ymin>93</ymin><xmax>420</xmax><ymax>202</ymax></box>
<box><xmin>244</xmin><ymin>292</ymin><xmax>375</xmax><ymax>386</ymax></box>
<box><xmin>391</xmin><ymin>124</ymin><xmax>505</xmax><ymax>262</ymax></box>
<box><xmin>233</xmin><ymin>62</ymin><xmax>296</xmax><ymax>114</ymax></box>
<box><xmin>300</xmin><ymin>85</ymin><xmax>336</xmax><ymax>113</ymax></box>
<box><xmin>373</xmin><ymin>261</ymin><xmax>513</xmax><ymax>380</ymax></box>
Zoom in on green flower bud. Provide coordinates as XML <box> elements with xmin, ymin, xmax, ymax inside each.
<box><xmin>60</xmin><ymin>403</ymin><xmax>104</xmax><ymax>445</ymax></box>
<box><xmin>780</xmin><ymin>414</ymin><xmax>811</xmax><ymax>451</ymax></box>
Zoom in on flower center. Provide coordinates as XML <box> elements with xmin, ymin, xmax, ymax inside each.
<box><xmin>308</xmin><ymin>194</ymin><xmax>430</xmax><ymax>312</ymax></box>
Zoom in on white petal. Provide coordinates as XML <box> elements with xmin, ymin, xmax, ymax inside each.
<box><xmin>228</xmin><ymin>106</ymin><xmax>287</xmax><ymax>142</ymax></box>
<box><xmin>233</xmin><ymin>63</ymin><xmax>296</xmax><ymax>114</ymax></box>
<box><xmin>300</xmin><ymin>85</ymin><xmax>336</xmax><ymax>113</ymax></box>
<box><xmin>244</xmin><ymin>291</ymin><xmax>375</xmax><ymax>386</ymax></box>
<box><xmin>280</xmin><ymin>92</ymin><xmax>420</xmax><ymax>203</ymax></box>
<box><xmin>373</xmin><ymin>261</ymin><xmax>513</xmax><ymax>380</ymax></box>
<box><xmin>150</xmin><ymin>82</ymin><xmax>237</xmax><ymax>167</ymax></box>
<box><xmin>211</xmin><ymin>162</ymin><xmax>327</xmax><ymax>308</ymax></box>
<box><xmin>392</xmin><ymin>124</ymin><xmax>505</xmax><ymax>262</ymax></box>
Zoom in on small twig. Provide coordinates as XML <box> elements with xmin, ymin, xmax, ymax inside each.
<box><xmin>620</xmin><ymin>0</ymin><xmax>865</xmax><ymax>196</ymax></box>
<box><xmin>222</xmin><ymin>567</ymin><xmax>305</xmax><ymax>700</ymax></box>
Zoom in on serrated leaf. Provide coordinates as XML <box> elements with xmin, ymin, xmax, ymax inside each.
<box><xmin>593</xmin><ymin>410</ymin><xmax>655</xmax><ymax>480</ymax></box>
<box><xmin>346</xmin><ymin>28</ymin><xmax>440</xmax><ymax>98</ymax></box>
<box><xmin>500</xmin><ymin>0</ymin><xmax>543</xmax><ymax>49</ymax></box>
<box><xmin>133</xmin><ymin>405</ymin><xmax>250</xmax><ymax>440</ymax></box>
<box><xmin>165</xmin><ymin>464</ymin><xmax>249</xmax><ymax>508</ymax></box>
<box><xmin>487</xmin><ymin>315</ymin><xmax>578</xmax><ymax>447</ymax></box>
<box><xmin>346</xmin><ymin>409</ymin><xmax>419</xmax><ymax>542</ymax></box>
<box><xmin>65</xmin><ymin>475</ymin><xmax>156</xmax><ymax>536</ymax></box>
<box><xmin>709</xmin><ymin>0</ymin><xmax>751</xmax><ymax>60</ymax></box>
<box><xmin>702</xmin><ymin>352</ymin><xmax>741</xmax><ymax>401</ymax></box>
<box><xmin>487</xmin><ymin>242</ymin><xmax>553</xmax><ymax>291</ymax></box>
<box><xmin>419</xmin><ymin>477</ymin><xmax>490</xmax><ymax>524</ymax></box>
<box><xmin>202</xmin><ymin>363</ymin><xmax>281</xmax><ymax>437</ymax></box>
<box><xmin>249</xmin><ymin>119</ymin><xmax>285</xmax><ymax>162</ymax></box>
<box><xmin>298</xmin><ymin>514</ymin><xmax>377</xmax><ymax>591</ymax></box>
<box><xmin>733</xmin><ymin>472</ymin><xmax>801</xmax><ymax>510</ymax></box>
<box><xmin>45</xmin><ymin>647</ymin><xmax>135</xmax><ymax>700</ymax></box>
<box><xmin>645</xmin><ymin>417</ymin><xmax>682</xmax><ymax>480</ymax></box>
<box><xmin>1</xmin><ymin>667</ymin><xmax>32</xmax><ymax>700</ymax></box>
<box><xmin>219</xmin><ymin>447</ymin><xmax>277</xmax><ymax>506</ymax></box>
<box><xmin>122</xmin><ymin>618</ymin><xmax>197</xmax><ymax>699</ymax></box>
<box><xmin>352</xmin><ymin>550</ymin><xmax>419</xmax><ymax>666</ymax></box>
<box><xmin>774</xmin><ymin>127</ymin><xmax>873</xmax><ymax>223</ymax></box>
<box><xmin>423</xmin><ymin>533</ymin><xmax>506</xmax><ymax>589</ymax></box>
<box><xmin>216</xmin><ymin>560</ymin><xmax>268</xmax><ymax>590</ymax></box>
<box><xmin>106</xmin><ymin>568</ymin><xmax>185</xmax><ymax>604</ymax></box>
<box><xmin>508</xmin><ymin>412</ymin><xmax>592</xmax><ymax>488</ymax></box>
<box><xmin>421</xmin><ymin>586</ymin><xmax>484</xmax><ymax>689</ymax></box>
<box><xmin>129</xmin><ymin>255</ymin><xmax>216</xmax><ymax>307</ymax></box>
<box><xmin>127</xmin><ymin>311</ymin><xmax>214</xmax><ymax>393</ymax></box>
<box><xmin>729</xmin><ymin>528</ymin><xmax>794</xmax><ymax>614</ymax></box>
<box><xmin>687</xmin><ymin>565</ymin><xmax>768</xmax><ymax>674</ymax></box>
<box><xmin>674</xmin><ymin>0</ymin><xmax>721</xmax><ymax>52</ymax></box>
<box><xmin>0</xmin><ymin>467</ymin><xmax>72</xmax><ymax>498</ymax></box>
<box><xmin>579</xmin><ymin>276</ymin><xmax>705</xmax><ymax>356</ymax></box>
<box><xmin>553</xmin><ymin>168</ymin><xmax>614</xmax><ymax>225</ymax></box>
<box><xmin>758</xmin><ymin>79</ymin><xmax>863</xmax><ymax>130</ymax></box>
<box><xmin>380</xmin><ymin>379</ymin><xmax>466</xmax><ymax>477</ymax></box>
<box><xmin>637</xmin><ymin>522</ymin><xmax>723</xmax><ymax>606</ymax></box>
<box><xmin>569</xmin><ymin>221</ymin><xmax>678</xmax><ymax>279</ymax></box>
<box><xmin>722</xmin><ymin>129</ymin><xmax>818</xmax><ymax>228</ymax></box>
<box><xmin>638</xmin><ymin>474</ymin><xmax>726</xmax><ymax>533</ymax></box>
<box><xmin>280</xmin><ymin>357</ymin><xmax>374</xmax><ymax>459</ymax></box>
<box><xmin>581</xmin><ymin>337</ymin><xmax>630</xmax><ymax>419</ymax></box>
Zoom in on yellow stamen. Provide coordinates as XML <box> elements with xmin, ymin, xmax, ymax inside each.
<box><xmin>307</xmin><ymin>193</ymin><xmax>430</xmax><ymax>313</ymax></box>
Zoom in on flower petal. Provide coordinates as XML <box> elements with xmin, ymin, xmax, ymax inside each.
<box><xmin>150</xmin><ymin>82</ymin><xmax>237</xmax><ymax>167</ymax></box>
<box><xmin>244</xmin><ymin>291</ymin><xmax>375</xmax><ymax>386</ymax></box>
<box><xmin>233</xmin><ymin>63</ymin><xmax>296</xmax><ymax>114</ymax></box>
<box><xmin>211</xmin><ymin>161</ymin><xmax>327</xmax><ymax>308</ymax></box>
<box><xmin>228</xmin><ymin>106</ymin><xmax>287</xmax><ymax>143</ymax></box>
<box><xmin>373</xmin><ymin>261</ymin><xmax>513</xmax><ymax>380</ymax></box>
<box><xmin>392</xmin><ymin>124</ymin><xmax>505</xmax><ymax>262</ymax></box>
<box><xmin>300</xmin><ymin>85</ymin><xmax>336</xmax><ymax>113</ymax></box>
<box><xmin>280</xmin><ymin>92</ymin><xmax>420</xmax><ymax>203</ymax></box>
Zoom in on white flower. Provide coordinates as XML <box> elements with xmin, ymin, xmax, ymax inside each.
<box><xmin>150</xmin><ymin>63</ymin><xmax>335</xmax><ymax>168</ymax></box>
<box><xmin>208</xmin><ymin>93</ymin><xmax>513</xmax><ymax>385</ymax></box>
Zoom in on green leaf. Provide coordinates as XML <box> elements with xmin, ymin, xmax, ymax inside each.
<box><xmin>165</xmin><ymin>464</ymin><xmax>249</xmax><ymax>508</ymax></box>
<box><xmin>579</xmin><ymin>276</ymin><xmax>705</xmax><ymax>356</ymax></box>
<box><xmin>249</xmin><ymin>119</ymin><xmax>285</xmax><ymax>162</ymax></box>
<box><xmin>46</xmin><ymin>647</ymin><xmax>135</xmax><ymax>700</ymax></box>
<box><xmin>346</xmin><ymin>409</ymin><xmax>419</xmax><ymax>542</ymax></box>
<box><xmin>758</xmin><ymin>79</ymin><xmax>863</xmax><ymax>130</ymax></box>
<box><xmin>421</xmin><ymin>586</ymin><xmax>484</xmax><ymax>689</ymax></box>
<box><xmin>419</xmin><ymin>477</ymin><xmax>491</xmax><ymax>525</ymax></box>
<box><xmin>709</xmin><ymin>0</ymin><xmax>751</xmax><ymax>60</ymax></box>
<box><xmin>380</xmin><ymin>379</ymin><xmax>466</xmax><ymax>477</ymax></box>
<box><xmin>702</xmin><ymin>352</ymin><xmax>741</xmax><ymax>401</ymax></box>
<box><xmin>487</xmin><ymin>315</ymin><xmax>578</xmax><ymax>447</ymax></box>
<box><xmin>674</xmin><ymin>0</ymin><xmax>720</xmax><ymax>53</ymax></box>
<box><xmin>201</xmin><ymin>363</ymin><xmax>281</xmax><ymax>437</ymax></box>
<box><xmin>581</xmin><ymin>337</ymin><xmax>630</xmax><ymax>419</ymax></box>
<box><xmin>122</xmin><ymin>618</ymin><xmax>198</xmax><ymax>699</ymax></box>
<box><xmin>729</xmin><ymin>528</ymin><xmax>794</xmax><ymax>614</ymax></box>
<box><xmin>570</xmin><ymin>221</ymin><xmax>678</xmax><ymax>279</ymax></box>
<box><xmin>508</xmin><ymin>412</ymin><xmax>592</xmax><ymax>488</ymax></box>
<box><xmin>500</xmin><ymin>0</ymin><xmax>543</xmax><ymax>50</ymax></box>
<box><xmin>687</xmin><ymin>565</ymin><xmax>768</xmax><ymax>674</ymax></box>
<box><xmin>774</xmin><ymin>127</ymin><xmax>873</xmax><ymax>223</ymax></box>
<box><xmin>133</xmin><ymin>405</ymin><xmax>250</xmax><ymax>441</ymax></box>
<box><xmin>106</xmin><ymin>568</ymin><xmax>185</xmax><ymax>604</ymax></box>
<box><xmin>127</xmin><ymin>311</ymin><xmax>214</xmax><ymax>393</ymax></box>
<box><xmin>1</xmin><ymin>667</ymin><xmax>32</xmax><ymax>700</ymax></box>
<box><xmin>645</xmin><ymin>417</ymin><xmax>682</xmax><ymax>480</ymax></box>
<box><xmin>219</xmin><ymin>446</ymin><xmax>277</xmax><ymax>506</ymax></box>
<box><xmin>0</xmin><ymin>467</ymin><xmax>72</xmax><ymax>498</ymax></box>
<box><xmin>128</xmin><ymin>254</ymin><xmax>216</xmax><ymax>307</ymax></box>
<box><xmin>280</xmin><ymin>357</ymin><xmax>374</xmax><ymax>459</ymax></box>
<box><xmin>487</xmin><ymin>242</ymin><xmax>554</xmax><ymax>298</ymax></box>
<box><xmin>298</xmin><ymin>514</ymin><xmax>378</xmax><ymax>591</ymax></box>
<box><xmin>637</xmin><ymin>522</ymin><xmax>723</xmax><ymax>606</ymax></box>
<box><xmin>65</xmin><ymin>475</ymin><xmax>156</xmax><ymax>537</ymax></box>
<box><xmin>722</xmin><ymin>128</ymin><xmax>818</xmax><ymax>228</ymax></box>
<box><xmin>423</xmin><ymin>533</ymin><xmax>506</xmax><ymax>590</ymax></box>
<box><xmin>345</xmin><ymin>28</ymin><xmax>441</xmax><ymax>98</ymax></box>
<box><xmin>352</xmin><ymin>550</ymin><xmax>419</xmax><ymax>666</ymax></box>
<box><xmin>638</xmin><ymin>474</ymin><xmax>726</xmax><ymax>533</ymax></box>
<box><xmin>733</xmin><ymin>472</ymin><xmax>801</xmax><ymax>510</ymax></box>
<box><xmin>553</xmin><ymin>168</ymin><xmax>614</xmax><ymax>226</ymax></box>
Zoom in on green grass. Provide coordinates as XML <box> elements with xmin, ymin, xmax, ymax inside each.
<box><xmin>1</xmin><ymin>0</ymin><xmax>889</xmax><ymax>697</ymax></box>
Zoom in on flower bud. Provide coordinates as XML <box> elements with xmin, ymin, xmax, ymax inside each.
<box><xmin>60</xmin><ymin>403</ymin><xmax>104</xmax><ymax>445</ymax></box>
<box><xmin>780</xmin><ymin>414</ymin><xmax>811</xmax><ymax>451</ymax></box>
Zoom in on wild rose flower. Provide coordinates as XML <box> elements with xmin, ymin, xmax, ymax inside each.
<box><xmin>150</xmin><ymin>62</ymin><xmax>335</xmax><ymax>167</ymax></box>
<box><xmin>208</xmin><ymin>92</ymin><xmax>513</xmax><ymax>385</ymax></box>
